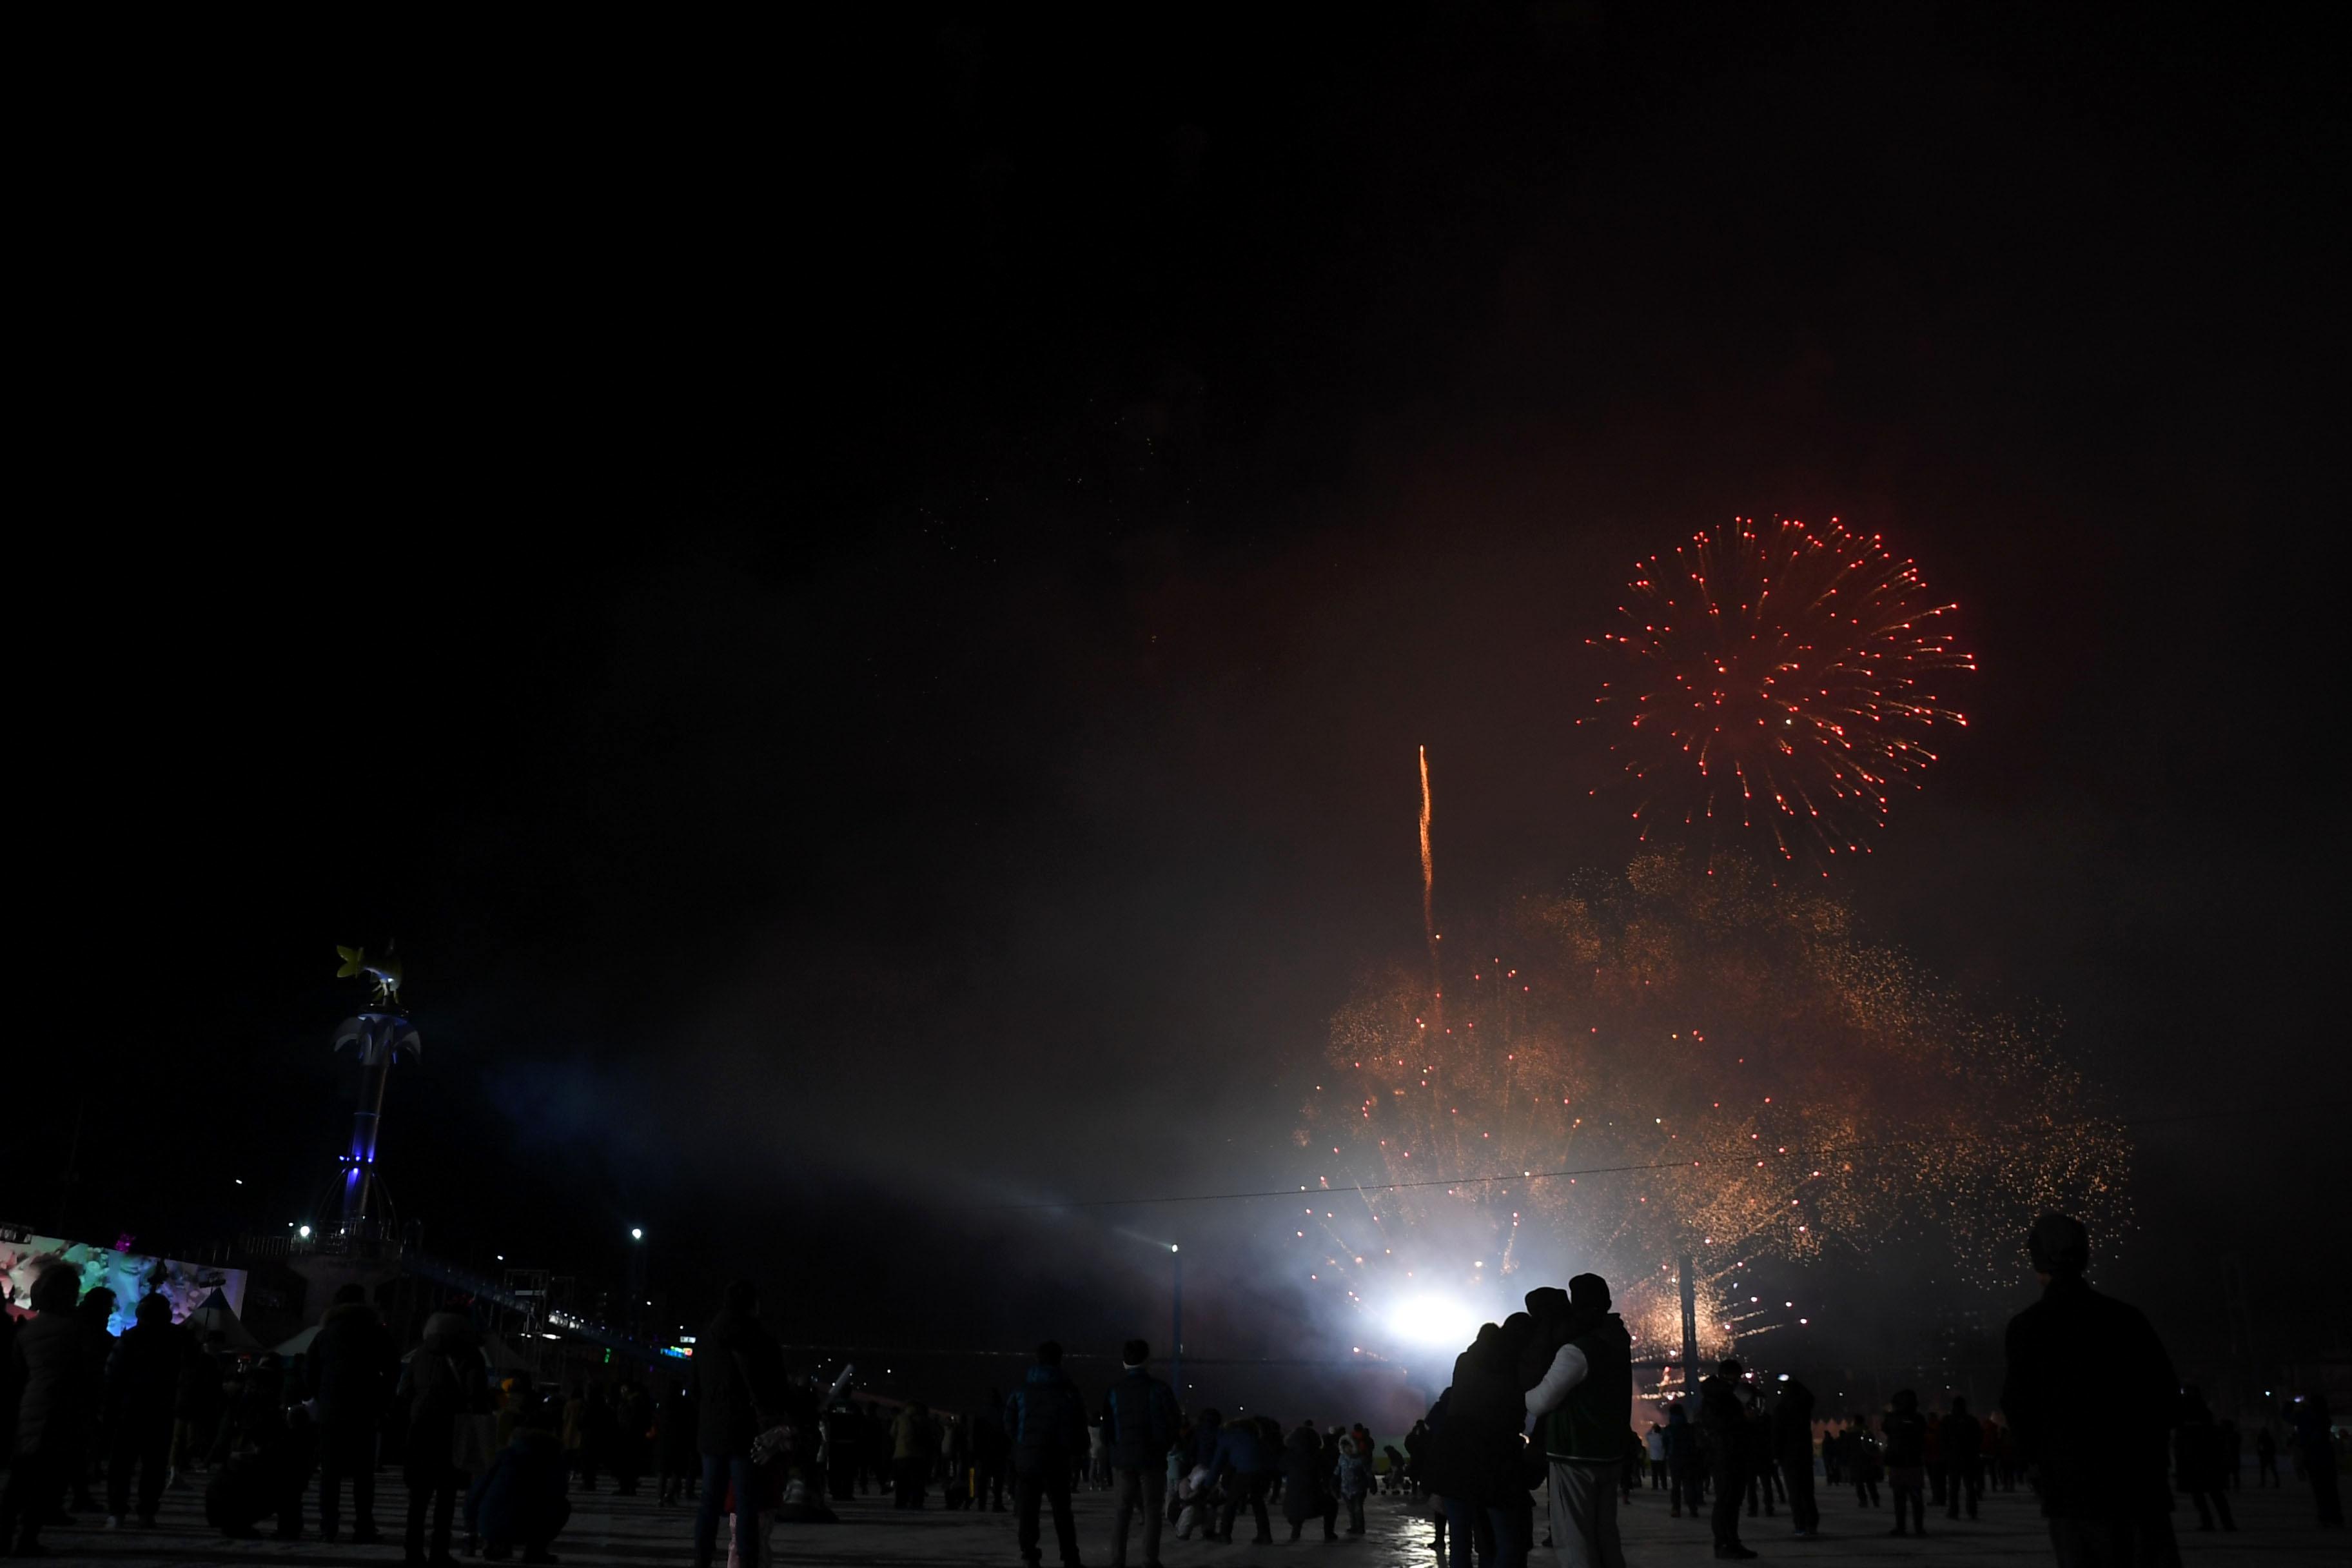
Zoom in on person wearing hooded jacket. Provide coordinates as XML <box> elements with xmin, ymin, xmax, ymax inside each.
<box><xmin>1525</xmin><ymin>1274</ymin><xmax>1633</xmax><ymax>1568</ymax></box>
<box><xmin>103</xmin><ymin>1291</ymin><xmax>189</xmax><ymax>1526</ymax></box>
<box><xmin>310</xmin><ymin>1281</ymin><xmax>398</xmax><ymax>1544</ymax></box>
<box><xmin>1279</xmin><ymin>1422</ymin><xmax>1338</xmax><ymax>1542</ymax></box>
<box><xmin>1006</xmin><ymin>1340</ymin><xmax>1089</xmax><ymax>1567</ymax></box>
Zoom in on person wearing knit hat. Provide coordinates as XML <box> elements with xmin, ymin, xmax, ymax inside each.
<box><xmin>2001</xmin><ymin>1213</ymin><xmax>2184</xmax><ymax>1567</ymax></box>
<box><xmin>1525</xmin><ymin>1273</ymin><xmax>1633</xmax><ymax>1568</ymax></box>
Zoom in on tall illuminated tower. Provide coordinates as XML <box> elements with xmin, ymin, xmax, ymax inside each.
<box><xmin>331</xmin><ymin>944</ymin><xmax>420</xmax><ymax>1231</ymax></box>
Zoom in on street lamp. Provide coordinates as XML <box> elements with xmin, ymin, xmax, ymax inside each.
<box><xmin>626</xmin><ymin>1228</ymin><xmax>648</xmax><ymax>1338</ymax></box>
<box><xmin>1170</xmin><ymin>1244</ymin><xmax>1183</xmax><ymax>1402</ymax></box>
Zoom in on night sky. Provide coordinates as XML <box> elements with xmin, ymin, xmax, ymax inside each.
<box><xmin>23</xmin><ymin>8</ymin><xmax>2346</xmax><ymax>1402</ymax></box>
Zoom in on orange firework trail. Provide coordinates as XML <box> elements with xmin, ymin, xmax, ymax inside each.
<box><xmin>1418</xmin><ymin>745</ymin><xmax>1435</xmax><ymax>949</ymax></box>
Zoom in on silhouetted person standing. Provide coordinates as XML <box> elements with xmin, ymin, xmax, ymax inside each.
<box><xmin>1772</xmin><ymin>1377</ymin><xmax>1819</xmax><ymax>1539</ymax></box>
<box><xmin>972</xmin><ymin>1390</ymin><xmax>1010</xmax><ymax>1511</ymax></box>
<box><xmin>1942</xmin><ymin>1396</ymin><xmax>1983</xmax><ymax>1520</ymax></box>
<box><xmin>1102</xmin><ymin>1339</ymin><xmax>1178</xmax><ymax>1568</ymax></box>
<box><xmin>2172</xmin><ymin>1387</ymin><xmax>2234</xmax><ymax>1533</ymax></box>
<box><xmin>694</xmin><ymin>1278</ymin><xmax>790</xmax><ymax>1568</ymax></box>
<box><xmin>398</xmin><ymin>1310</ymin><xmax>484</xmax><ymax>1563</ymax></box>
<box><xmin>1882</xmin><ymin>1390</ymin><xmax>1928</xmax><ymax>1536</ymax></box>
<box><xmin>310</xmin><ymin>1282</ymin><xmax>396</xmax><ymax>1544</ymax></box>
<box><xmin>2253</xmin><ymin>1425</ymin><xmax>2278</xmax><ymax>1487</ymax></box>
<box><xmin>1525</xmin><ymin>1273</ymin><xmax>1633</xmax><ymax>1568</ymax></box>
<box><xmin>2289</xmin><ymin>1393</ymin><xmax>2342</xmax><ymax>1527</ymax></box>
<box><xmin>1008</xmin><ymin>1340</ymin><xmax>1089</xmax><ymax>1567</ymax></box>
<box><xmin>2</xmin><ymin>1266</ymin><xmax>90</xmax><ymax>1556</ymax></box>
<box><xmin>2001</xmin><ymin>1213</ymin><xmax>2184</xmax><ymax>1567</ymax></box>
<box><xmin>1847</xmin><ymin>1416</ymin><xmax>1881</xmax><ymax>1507</ymax></box>
<box><xmin>1663</xmin><ymin>1404</ymin><xmax>1701</xmax><ymax>1518</ymax></box>
<box><xmin>1698</xmin><ymin>1359</ymin><xmax>1755</xmax><ymax>1560</ymax></box>
<box><xmin>104</xmin><ymin>1291</ymin><xmax>188</xmax><ymax>1527</ymax></box>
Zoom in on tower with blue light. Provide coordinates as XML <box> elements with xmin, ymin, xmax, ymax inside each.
<box><xmin>331</xmin><ymin>944</ymin><xmax>419</xmax><ymax>1233</ymax></box>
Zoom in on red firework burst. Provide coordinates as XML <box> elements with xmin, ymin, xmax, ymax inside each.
<box><xmin>1585</xmin><ymin>516</ymin><xmax>1974</xmax><ymax>868</ymax></box>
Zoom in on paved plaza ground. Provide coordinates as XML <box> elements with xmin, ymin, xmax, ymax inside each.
<box><xmin>23</xmin><ymin>1469</ymin><xmax>2340</xmax><ymax>1567</ymax></box>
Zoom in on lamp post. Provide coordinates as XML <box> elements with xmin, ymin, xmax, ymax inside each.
<box><xmin>627</xmin><ymin>1228</ymin><xmax>647</xmax><ymax>1339</ymax></box>
<box><xmin>1170</xmin><ymin>1244</ymin><xmax>1183</xmax><ymax>1403</ymax></box>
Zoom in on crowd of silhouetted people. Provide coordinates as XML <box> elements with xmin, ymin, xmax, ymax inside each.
<box><xmin>1389</xmin><ymin>1214</ymin><xmax>2344</xmax><ymax>1567</ymax></box>
<box><xmin>5</xmin><ymin>1216</ymin><xmax>2347</xmax><ymax>1567</ymax></box>
<box><xmin>0</xmin><ymin>1268</ymin><xmax>600</xmax><ymax>1562</ymax></box>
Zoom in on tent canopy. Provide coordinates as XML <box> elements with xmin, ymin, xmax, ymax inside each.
<box><xmin>189</xmin><ymin>1288</ymin><xmax>263</xmax><ymax>1351</ymax></box>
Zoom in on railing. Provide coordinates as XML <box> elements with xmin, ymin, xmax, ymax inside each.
<box><xmin>224</xmin><ymin>1235</ymin><xmax>669</xmax><ymax>1364</ymax></box>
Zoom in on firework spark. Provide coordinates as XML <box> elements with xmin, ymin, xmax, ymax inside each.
<box><xmin>1586</xmin><ymin>516</ymin><xmax>1974</xmax><ymax>870</ymax></box>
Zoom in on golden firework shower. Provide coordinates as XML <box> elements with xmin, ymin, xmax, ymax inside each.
<box><xmin>1585</xmin><ymin>516</ymin><xmax>1975</xmax><ymax>872</ymax></box>
<box><xmin>1297</xmin><ymin>849</ymin><xmax>2130</xmax><ymax>1376</ymax></box>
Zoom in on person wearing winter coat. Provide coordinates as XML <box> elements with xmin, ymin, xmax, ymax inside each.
<box><xmin>1661</xmin><ymin>1404</ymin><xmax>1701</xmax><ymax>1518</ymax></box>
<box><xmin>1337</xmin><ymin>1435</ymin><xmax>1373</xmax><ymax>1534</ymax></box>
<box><xmin>1743</xmin><ymin>1399</ymin><xmax>1779</xmax><ymax>1518</ymax></box>
<box><xmin>1201</xmin><ymin>1409</ymin><xmax>1276</xmax><ymax>1544</ymax></box>
<box><xmin>66</xmin><ymin>1286</ymin><xmax>117</xmax><ymax>1511</ymax></box>
<box><xmin>1941</xmin><ymin>1395</ymin><xmax>1984</xmax><ymax>1520</ymax></box>
<box><xmin>0</xmin><ymin>1306</ymin><xmax>15</xmax><ymax>1460</ymax></box>
<box><xmin>309</xmin><ymin>1282</ymin><xmax>398</xmax><ymax>1543</ymax></box>
<box><xmin>1771</xmin><ymin>1375</ymin><xmax>1820</xmax><ymax>1538</ymax></box>
<box><xmin>1</xmin><ymin>1266</ymin><xmax>91</xmax><ymax>1554</ymax></box>
<box><xmin>1881</xmin><ymin>1388</ymin><xmax>1929</xmax><ymax>1536</ymax></box>
<box><xmin>102</xmin><ymin>1291</ymin><xmax>188</xmax><ymax>1525</ymax></box>
<box><xmin>1424</xmin><ymin>1318</ymin><xmax>1536</xmax><ymax>1568</ymax></box>
<box><xmin>1698</xmin><ymin>1360</ymin><xmax>1757</xmax><ymax>1560</ymax></box>
<box><xmin>607</xmin><ymin>1375</ymin><xmax>649</xmax><ymax>1495</ymax></box>
<box><xmin>2173</xmin><ymin>1387</ymin><xmax>2237</xmax><ymax>1533</ymax></box>
<box><xmin>970</xmin><ymin>1392</ymin><xmax>1011</xmax><ymax>1511</ymax></box>
<box><xmin>1101</xmin><ymin>1338</ymin><xmax>1179</xmax><ymax>1568</ymax></box>
<box><xmin>2288</xmin><ymin>1393</ymin><xmax>2342</xmax><ymax>1527</ymax></box>
<box><xmin>891</xmin><ymin>1402</ymin><xmax>935</xmax><ymax>1508</ymax></box>
<box><xmin>1275</xmin><ymin>1422</ymin><xmax>1333</xmax><ymax>1542</ymax></box>
<box><xmin>1006</xmin><ymin>1341</ymin><xmax>1090</xmax><ymax>1566</ymax></box>
<box><xmin>172</xmin><ymin>1333</ymin><xmax>224</xmax><ymax>1484</ymax></box>
<box><xmin>2001</xmin><ymin>1213</ymin><xmax>2189</xmax><ymax>1558</ymax></box>
<box><xmin>1525</xmin><ymin>1274</ymin><xmax>1634</xmax><ymax>1568</ymax></box>
<box><xmin>472</xmin><ymin>1395</ymin><xmax>571</xmax><ymax>1562</ymax></box>
<box><xmin>694</xmin><ymin>1279</ymin><xmax>792</xmax><ymax>1568</ymax></box>
<box><xmin>400</xmin><ymin>1310</ymin><xmax>486</xmax><ymax>1563</ymax></box>
<box><xmin>656</xmin><ymin>1372</ymin><xmax>699</xmax><ymax>1505</ymax></box>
